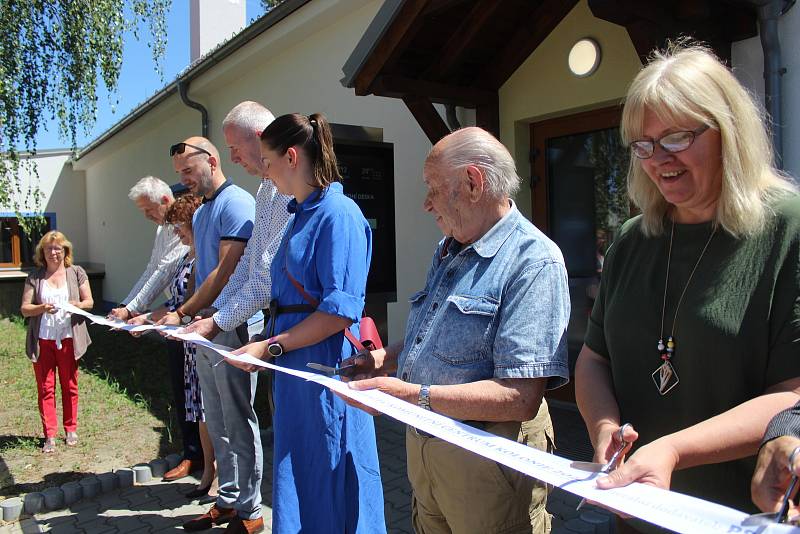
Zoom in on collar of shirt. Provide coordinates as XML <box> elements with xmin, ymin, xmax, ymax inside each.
<box><xmin>451</xmin><ymin>200</ymin><xmax>518</xmax><ymax>259</ymax></box>
<box><xmin>202</xmin><ymin>179</ymin><xmax>233</xmax><ymax>204</ymax></box>
<box><xmin>287</xmin><ymin>182</ymin><xmax>342</xmax><ymax>214</ymax></box>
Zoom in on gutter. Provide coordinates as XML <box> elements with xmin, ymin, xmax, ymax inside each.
<box><xmin>745</xmin><ymin>0</ymin><xmax>793</xmax><ymax>167</ymax></box>
<box><xmin>179</xmin><ymin>80</ymin><xmax>209</xmax><ymax>137</ymax></box>
<box><xmin>76</xmin><ymin>0</ymin><xmax>312</xmax><ymax>161</ymax></box>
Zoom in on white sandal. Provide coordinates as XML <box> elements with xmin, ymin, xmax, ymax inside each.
<box><xmin>42</xmin><ymin>437</ymin><xmax>56</xmax><ymax>453</ymax></box>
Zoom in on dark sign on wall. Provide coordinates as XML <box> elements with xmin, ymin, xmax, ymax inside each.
<box><xmin>334</xmin><ymin>139</ymin><xmax>397</xmax><ymax>302</ymax></box>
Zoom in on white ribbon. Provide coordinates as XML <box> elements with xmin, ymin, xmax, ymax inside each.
<box><xmin>62</xmin><ymin>303</ymin><xmax>798</xmax><ymax>534</ymax></box>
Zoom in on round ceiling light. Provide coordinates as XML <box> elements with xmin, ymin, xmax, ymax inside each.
<box><xmin>568</xmin><ymin>38</ymin><xmax>601</xmax><ymax>77</ymax></box>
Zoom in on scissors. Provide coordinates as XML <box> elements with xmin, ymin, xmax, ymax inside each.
<box><xmin>571</xmin><ymin>423</ymin><xmax>632</xmax><ymax>510</ymax></box>
<box><xmin>306</xmin><ymin>362</ymin><xmax>356</xmax><ymax>377</ymax></box>
<box><xmin>742</xmin><ymin>446</ymin><xmax>800</xmax><ymax>526</ymax></box>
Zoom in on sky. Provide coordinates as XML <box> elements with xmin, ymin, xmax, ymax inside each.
<box><xmin>35</xmin><ymin>0</ymin><xmax>268</xmax><ymax>150</ymax></box>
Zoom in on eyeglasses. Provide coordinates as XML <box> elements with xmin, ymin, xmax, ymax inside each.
<box><xmin>45</xmin><ymin>247</ymin><xmax>64</xmax><ymax>254</ymax></box>
<box><xmin>629</xmin><ymin>124</ymin><xmax>710</xmax><ymax>159</ymax></box>
<box><xmin>170</xmin><ymin>142</ymin><xmax>211</xmax><ymax>158</ymax></box>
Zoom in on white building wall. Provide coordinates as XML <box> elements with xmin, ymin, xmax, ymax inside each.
<box><xmin>3</xmin><ymin>151</ymin><xmax>88</xmax><ymax>262</ymax></box>
<box><xmin>190</xmin><ymin>0</ymin><xmax>247</xmax><ymax>62</ymax></box>
<box><xmin>731</xmin><ymin>4</ymin><xmax>800</xmax><ymax>179</ymax></box>
<box><xmin>74</xmin><ymin>0</ymin><xmax>440</xmax><ymax>341</ymax></box>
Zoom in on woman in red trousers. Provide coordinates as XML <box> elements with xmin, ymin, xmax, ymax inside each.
<box><xmin>21</xmin><ymin>231</ymin><xmax>93</xmax><ymax>453</ymax></box>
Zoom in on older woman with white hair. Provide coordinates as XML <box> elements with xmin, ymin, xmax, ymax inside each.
<box><xmin>575</xmin><ymin>43</ymin><xmax>800</xmax><ymax>515</ymax></box>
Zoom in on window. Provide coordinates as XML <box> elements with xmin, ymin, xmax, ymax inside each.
<box><xmin>0</xmin><ymin>215</ymin><xmax>54</xmax><ymax>268</ymax></box>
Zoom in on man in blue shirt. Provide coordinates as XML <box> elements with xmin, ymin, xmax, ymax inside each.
<box><xmin>156</xmin><ymin>137</ymin><xmax>262</xmax><ymax>533</ymax></box>
<box><xmin>347</xmin><ymin>127</ymin><xmax>570</xmax><ymax>533</ymax></box>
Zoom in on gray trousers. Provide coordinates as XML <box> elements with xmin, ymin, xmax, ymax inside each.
<box><xmin>195</xmin><ymin>327</ymin><xmax>263</xmax><ymax>520</ymax></box>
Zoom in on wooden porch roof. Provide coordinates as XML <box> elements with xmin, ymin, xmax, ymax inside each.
<box><xmin>341</xmin><ymin>0</ymin><xmax>760</xmax><ymax>144</ymax></box>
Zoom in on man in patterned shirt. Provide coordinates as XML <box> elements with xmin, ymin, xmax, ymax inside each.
<box><xmin>108</xmin><ymin>176</ymin><xmax>198</xmax><ymax>480</ymax></box>
<box><xmin>182</xmin><ymin>102</ymin><xmax>292</xmax><ymax>534</ymax></box>
<box><xmin>185</xmin><ymin>101</ymin><xmax>292</xmax><ymax>343</ymax></box>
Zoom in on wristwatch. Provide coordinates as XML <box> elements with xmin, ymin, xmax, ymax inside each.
<box><xmin>418</xmin><ymin>384</ymin><xmax>431</xmax><ymax>411</ymax></box>
<box><xmin>267</xmin><ymin>337</ymin><xmax>284</xmax><ymax>358</ymax></box>
<box><xmin>176</xmin><ymin>308</ymin><xmax>192</xmax><ymax>325</ymax></box>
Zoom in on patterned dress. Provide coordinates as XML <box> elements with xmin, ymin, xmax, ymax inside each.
<box><xmin>166</xmin><ymin>253</ymin><xmax>203</xmax><ymax>422</ymax></box>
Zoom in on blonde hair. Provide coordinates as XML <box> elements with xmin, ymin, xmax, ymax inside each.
<box><xmin>621</xmin><ymin>42</ymin><xmax>795</xmax><ymax>237</ymax></box>
<box><xmin>34</xmin><ymin>231</ymin><xmax>74</xmax><ymax>268</ymax></box>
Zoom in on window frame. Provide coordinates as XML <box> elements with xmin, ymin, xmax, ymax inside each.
<box><xmin>0</xmin><ymin>213</ymin><xmax>57</xmax><ymax>269</ymax></box>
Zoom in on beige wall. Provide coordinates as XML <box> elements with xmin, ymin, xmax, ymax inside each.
<box><xmin>499</xmin><ymin>0</ymin><xmax>642</xmax><ymax>219</ymax></box>
<box><xmin>4</xmin><ymin>151</ymin><xmax>88</xmax><ymax>262</ymax></box>
<box><xmin>73</xmin><ymin>0</ymin><xmax>440</xmax><ymax>340</ymax></box>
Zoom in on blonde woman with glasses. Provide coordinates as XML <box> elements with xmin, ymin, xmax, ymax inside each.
<box><xmin>575</xmin><ymin>43</ymin><xmax>800</xmax><ymax>519</ymax></box>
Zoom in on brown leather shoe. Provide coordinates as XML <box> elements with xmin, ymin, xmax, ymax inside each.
<box><xmin>182</xmin><ymin>504</ymin><xmax>236</xmax><ymax>531</ymax></box>
<box><xmin>163</xmin><ymin>458</ymin><xmax>202</xmax><ymax>481</ymax></box>
<box><xmin>224</xmin><ymin>516</ymin><xmax>265</xmax><ymax>534</ymax></box>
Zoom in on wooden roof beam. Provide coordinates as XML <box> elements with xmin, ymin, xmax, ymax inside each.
<box><xmin>476</xmin><ymin>94</ymin><xmax>500</xmax><ymax>138</ymax></box>
<box><xmin>422</xmin><ymin>0</ymin><xmax>469</xmax><ymax>16</ymax></box>
<box><xmin>354</xmin><ymin>0</ymin><xmax>431</xmax><ymax>97</ymax></box>
<box><xmin>372</xmin><ymin>75</ymin><xmax>496</xmax><ymax>107</ymax></box>
<box><xmin>422</xmin><ymin>0</ymin><xmax>502</xmax><ymax>81</ymax></box>
<box><xmin>403</xmin><ymin>96</ymin><xmax>451</xmax><ymax>144</ymax></box>
<box><xmin>482</xmin><ymin>0</ymin><xmax>579</xmax><ymax>89</ymax></box>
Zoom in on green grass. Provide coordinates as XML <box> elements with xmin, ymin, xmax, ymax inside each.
<box><xmin>0</xmin><ymin>319</ymin><xmax>182</xmax><ymax>496</ymax></box>
<box><xmin>0</xmin><ymin>314</ymin><xmax>272</xmax><ymax>498</ymax></box>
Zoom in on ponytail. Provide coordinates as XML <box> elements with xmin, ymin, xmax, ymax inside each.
<box><xmin>260</xmin><ymin>112</ymin><xmax>341</xmax><ymax>188</ymax></box>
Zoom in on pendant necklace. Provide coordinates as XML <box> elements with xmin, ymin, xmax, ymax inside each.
<box><xmin>654</xmin><ymin>219</ymin><xmax>716</xmax><ymax>395</ymax></box>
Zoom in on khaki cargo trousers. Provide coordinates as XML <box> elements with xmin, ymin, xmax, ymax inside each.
<box><xmin>406</xmin><ymin>400</ymin><xmax>555</xmax><ymax>534</ymax></box>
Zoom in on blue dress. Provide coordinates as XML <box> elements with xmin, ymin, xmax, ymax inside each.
<box><xmin>269</xmin><ymin>182</ymin><xmax>386</xmax><ymax>534</ymax></box>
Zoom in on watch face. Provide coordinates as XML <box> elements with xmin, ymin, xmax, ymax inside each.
<box><xmin>181</xmin><ymin>314</ymin><xmax>192</xmax><ymax>325</ymax></box>
<box><xmin>268</xmin><ymin>343</ymin><xmax>283</xmax><ymax>357</ymax></box>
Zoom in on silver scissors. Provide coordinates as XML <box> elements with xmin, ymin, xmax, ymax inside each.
<box><xmin>742</xmin><ymin>446</ymin><xmax>800</xmax><ymax>526</ymax></box>
<box><xmin>571</xmin><ymin>423</ymin><xmax>632</xmax><ymax>510</ymax></box>
<box><xmin>306</xmin><ymin>362</ymin><xmax>356</xmax><ymax>377</ymax></box>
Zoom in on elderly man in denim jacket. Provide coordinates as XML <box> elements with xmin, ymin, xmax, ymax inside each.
<box><xmin>347</xmin><ymin>127</ymin><xmax>570</xmax><ymax>534</ymax></box>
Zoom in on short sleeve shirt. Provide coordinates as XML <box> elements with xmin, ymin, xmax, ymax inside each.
<box><xmin>584</xmin><ymin>195</ymin><xmax>800</xmax><ymax>511</ymax></box>
<box><xmin>396</xmin><ymin>202</ymin><xmax>570</xmax><ymax>389</ymax></box>
<box><xmin>192</xmin><ymin>180</ymin><xmax>255</xmax><ymax>286</ymax></box>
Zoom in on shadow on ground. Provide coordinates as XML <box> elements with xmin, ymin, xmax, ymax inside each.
<box><xmin>2</xmin><ymin>471</ymin><xmax>91</xmax><ymax>497</ymax></box>
<box><xmin>79</xmin><ymin>326</ymin><xmax>180</xmax><ymax>461</ymax></box>
<box><xmin>79</xmin><ymin>324</ymin><xmax>271</xmax><ymax>461</ymax></box>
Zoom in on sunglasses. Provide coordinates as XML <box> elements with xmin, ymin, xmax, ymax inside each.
<box><xmin>629</xmin><ymin>124</ymin><xmax>710</xmax><ymax>159</ymax></box>
<box><xmin>170</xmin><ymin>142</ymin><xmax>211</xmax><ymax>158</ymax></box>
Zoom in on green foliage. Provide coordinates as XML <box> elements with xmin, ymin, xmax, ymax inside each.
<box><xmin>588</xmin><ymin>129</ymin><xmax>631</xmax><ymax>247</ymax></box>
<box><xmin>260</xmin><ymin>0</ymin><xmax>284</xmax><ymax>12</ymax></box>
<box><xmin>0</xmin><ymin>0</ymin><xmax>170</xmax><ymax>233</ymax></box>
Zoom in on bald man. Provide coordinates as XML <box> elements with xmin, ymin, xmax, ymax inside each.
<box><xmin>159</xmin><ymin>138</ymin><xmax>262</xmax><ymax>532</ymax></box>
<box><xmin>346</xmin><ymin>128</ymin><xmax>569</xmax><ymax>533</ymax></box>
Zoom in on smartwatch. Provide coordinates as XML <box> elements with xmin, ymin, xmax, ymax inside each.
<box><xmin>267</xmin><ymin>337</ymin><xmax>284</xmax><ymax>358</ymax></box>
<box><xmin>418</xmin><ymin>384</ymin><xmax>431</xmax><ymax>411</ymax></box>
<box><xmin>177</xmin><ymin>308</ymin><xmax>192</xmax><ymax>325</ymax></box>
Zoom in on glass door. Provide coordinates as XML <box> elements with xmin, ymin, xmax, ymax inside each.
<box><xmin>531</xmin><ymin>107</ymin><xmax>631</xmax><ymax>398</ymax></box>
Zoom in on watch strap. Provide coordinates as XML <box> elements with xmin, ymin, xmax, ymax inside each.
<box><xmin>418</xmin><ymin>384</ymin><xmax>431</xmax><ymax>411</ymax></box>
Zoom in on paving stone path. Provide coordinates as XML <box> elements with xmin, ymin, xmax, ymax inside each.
<box><xmin>1</xmin><ymin>405</ymin><xmax>615</xmax><ymax>533</ymax></box>
<box><xmin>0</xmin><ymin>417</ymin><xmax>413</xmax><ymax>534</ymax></box>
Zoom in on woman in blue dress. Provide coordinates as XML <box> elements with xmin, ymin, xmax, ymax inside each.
<box><xmin>229</xmin><ymin>112</ymin><xmax>386</xmax><ymax>533</ymax></box>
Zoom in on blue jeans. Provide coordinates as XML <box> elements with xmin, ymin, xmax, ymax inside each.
<box><xmin>195</xmin><ymin>328</ymin><xmax>263</xmax><ymax>520</ymax></box>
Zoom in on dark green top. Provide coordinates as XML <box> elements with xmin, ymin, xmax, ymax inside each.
<box><xmin>585</xmin><ymin>195</ymin><xmax>800</xmax><ymax>513</ymax></box>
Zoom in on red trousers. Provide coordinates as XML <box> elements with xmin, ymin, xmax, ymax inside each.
<box><xmin>33</xmin><ymin>338</ymin><xmax>78</xmax><ymax>438</ymax></box>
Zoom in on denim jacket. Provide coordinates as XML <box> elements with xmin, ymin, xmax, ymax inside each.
<box><xmin>397</xmin><ymin>203</ymin><xmax>570</xmax><ymax>388</ymax></box>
